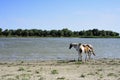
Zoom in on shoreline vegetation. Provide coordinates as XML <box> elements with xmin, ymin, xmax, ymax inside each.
<box><xmin>0</xmin><ymin>28</ymin><xmax>120</xmax><ymax>38</ymax></box>
<box><xmin>0</xmin><ymin>58</ymin><xmax>120</xmax><ymax>80</ymax></box>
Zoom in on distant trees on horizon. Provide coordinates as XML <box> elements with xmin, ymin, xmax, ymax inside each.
<box><xmin>0</xmin><ymin>28</ymin><xmax>119</xmax><ymax>37</ymax></box>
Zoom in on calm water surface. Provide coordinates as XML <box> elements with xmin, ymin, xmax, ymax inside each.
<box><xmin>0</xmin><ymin>38</ymin><xmax>120</xmax><ymax>61</ymax></box>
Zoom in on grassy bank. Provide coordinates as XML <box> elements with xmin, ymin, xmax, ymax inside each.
<box><xmin>0</xmin><ymin>58</ymin><xmax>120</xmax><ymax>80</ymax></box>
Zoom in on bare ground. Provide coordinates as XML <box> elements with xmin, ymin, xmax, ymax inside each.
<box><xmin>0</xmin><ymin>58</ymin><xmax>120</xmax><ymax>80</ymax></box>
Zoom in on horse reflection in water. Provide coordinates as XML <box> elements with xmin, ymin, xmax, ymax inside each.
<box><xmin>69</xmin><ymin>43</ymin><xmax>95</xmax><ymax>61</ymax></box>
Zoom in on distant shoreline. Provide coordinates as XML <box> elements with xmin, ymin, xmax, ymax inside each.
<box><xmin>0</xmin><ymin>36</ymin><xmax>120</xmax><ymax>38</ymax></box>
<box><xmin>0</xmin><ymin>28</ymin><xmax>119</xmax><ymax>38</ymax></box>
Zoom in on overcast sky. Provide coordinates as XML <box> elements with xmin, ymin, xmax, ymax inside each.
<box><xmin>0</xmin><ymin>0</ymin><xmax>120</xmax><ymax>32</ymax></box>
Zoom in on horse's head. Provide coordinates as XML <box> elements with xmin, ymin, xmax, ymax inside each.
<box><xmin>69</xmin><ymin>43</ymin><xmax>80</xmax><ymax>49</ymax></box>
<box><xmin>69</xmin><ymin>43</ymin><xmax>73</xmax><ymax>49</ymax></box>
<box><xmin>79</xmin><ymin>43</ymin><xmax>82</xmax><ymax>46</ymax></box>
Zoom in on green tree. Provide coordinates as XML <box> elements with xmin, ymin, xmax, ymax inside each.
<box><xmin>79</xmin><ymin>31</ymin><xmax>85</xmax><ymax>36</ymax></box>
<box><xmin>115</xmin><ymin>32</ymin><xmax>119</xmax><ymax>36</ymax></box>
<box><xmin>29</xmin><ymin>30</ymin><xmax>34</xmax><ymax>36</ymax></box>
<box><xmin>43</xmin><ymin>30</ymin><xmax>49</xmax><ymax>37</ymax></box>
<box><xmin>92</xmin><ymin>29</ymin><xmax>99</xmax><ymax>36</ymax></box>
<box><xmin>62</xmin><ymin>28</ymin><xmax>72</xmax><ymax>37</ymax></box>
<box><xmin>73</xmin><ymin>31</ymin><xmax>79</xmax><ymax>37</ymax></box>
<box><xmin>3</xmin><ymin>29</ymin><xmax>9</xmax><ymax>36</ymax></box>
<box><xmin>22</xmin><ymin>29</ymin><xmax>29</xmax><ymax>36</ymax></box>
<box><xmin>100</xmin><ymin>30</ymin><xmax>106</xmax><ymax>36</ymax></box>
<box><xmin>0</xmin><ymin>28</ymin><xmax>2</xmax><ymax>35</ymax></box>
<box><xmin>86</xmin><ymin>30</ymin><xmax>93</xmax><ymax>36</ymax></box>
<box><xmin>15</xmin><ymin>29</ymin><xmax>22</xmax><ymax>36</ymax></box>
<box><xmin>57</xmin><ymin>30</ymin><xmax>63</xmax><ymax>37</ymax></box>
<box><xmin>50</xmin><ymin>30</ymin><xmax>58</xmax><ymax>37</ymax></box>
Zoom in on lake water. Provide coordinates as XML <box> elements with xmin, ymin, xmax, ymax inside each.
<box><xmin>0</xmin><ymin>38</ymin><xmax>120</xmax><ymax>61</ymax></box>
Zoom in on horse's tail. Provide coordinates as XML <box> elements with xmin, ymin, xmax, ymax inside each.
<box><xmin>89</xmin><ymin>49</ymin><xmax>95</xmax><ymax>56</ymax></box>
<box><xmin>87</xmin><ymin>45</ymin><xmax>95</xmax><ymax>56</ymax></box>
<box><xmin>92</xmin><ymin>52</ymin><xmax>95</xmax><ymax>56</ymax></box>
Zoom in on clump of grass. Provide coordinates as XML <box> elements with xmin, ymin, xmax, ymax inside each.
<box><xmin>27</xmin><ymin>70</ymin><xmax>31</xmax><ymax>72</ymax></box>
<box><xmin>18</xmin><ymin>67</ymin><xmax>25</xmax><ymax>71</ymax></box>
<box><xmin>37</xmin><ymin>75</ymin><xmax>45</xmax><ymax>80</ymax></box>
<box><xmin>75</xmin><ymin>61</ymin><xmax>82</xmax><ymax>64</ymax></box>
<box><xmin>21</xmin><ymin>78</ymin><xmax>29</xmax><ymax>80</ymax></box>
<box><xmin>7</xmin><ymin>65</ymin><xmax>11</xmax><ymax>67</ymax></box>
<box><xmin>17</xmin><ymin>74</ymin><xmax>31</xmax><ymax>80</ymax></box>
<box><xmin>95</xmin><ymin>72</ymin><xmax>99</xmax><ymax>75</ymax></box>
<box><xmin>80</xmin><ymin>74</ymin><xmax>85</xmax><ymax>78</ymax></box>
<box><xmin>97</xmin><ymin>68</ymin><xmax>103</xmax><ymax>71</ymax></box>
<box><xmin>20</xmin><ymin>61</ymin><xmax>24</xmax><ymax>64</ymax></box>
<box><xmin>99</xmin><ymin>74</ymin><xmax>103</xmax><ymax>79</ymax></box>
<box><xmin>118</xmin><ymin>71</ymin><xmax>120</xmax><ymax>73</ymax></box>
<box><xmin>16</xmin><ymin>75</ymin><xmax>20</xmax><ymax>80</ymax></box>
<box><xmin>35</xmin><ymin>70</ymin><xmax>39</xmax><ymax>74</ymax></box>
<box><xmin>107</xmin><ymin>73</ymin><xmax>118</xmax><ymax>77</ymax></box>
<box><xmin>119</xmin><ymin>61</ymin><xmax>120</xmax><ymax>63</ymax></box>
<box><xmin>38</xmin><ymin>77</ymin><xmax>45</xmax><ymax>80</ymax></box>
<box><xmin>2</xmin><ymin>74</ymin><xmax>13</xmax><ymax>77</ymax></box>
<box><xmin>87</xmin><ymin>72</ymin><xmax>95</xmax><ymax>75</ymax></box>
<box><xmin>109</xmin><ymin>60</ymin><xmax>114</xmax><ymax>62</ymax></box>
<box><xmin>51</xmin><ymin>69</ymin><xmax>58</xmax><ymax>74</ymax></box>
<box><xmin>57</xmin><ymin>77</ymin><xmax>65</xmax><ymax>80</ymax></box>
<box><xmin>57</xmin><ymin>60</ymin><xmax>69</xmax><ymax>64</ymax></box>
<box><xmin>6</xmin><ymin>78</ymin><xmax>16</xmax><ymax>80</ymax></box>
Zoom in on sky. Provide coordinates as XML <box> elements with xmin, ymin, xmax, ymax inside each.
<box><xmin>0</xmin><ymin>0</ymin><xmax>120</xmax><ymax>33</ymax></box>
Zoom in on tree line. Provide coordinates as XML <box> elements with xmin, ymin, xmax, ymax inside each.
<box><xmin>0</xmin><ymin>28</ymin><xmax>119</xmax><ymax>37</ymax></box>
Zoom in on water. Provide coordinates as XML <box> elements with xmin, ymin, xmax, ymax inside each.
<box><xmin>0</xmin><ymin>38</ymin><xmax>120</xmax><ymax>61</ymax></box>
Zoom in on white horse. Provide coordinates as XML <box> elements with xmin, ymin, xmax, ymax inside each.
<box><xmin>69</xmin><ymin>43</ymin><xmax>95</xmax><ymax>61</ymax></box>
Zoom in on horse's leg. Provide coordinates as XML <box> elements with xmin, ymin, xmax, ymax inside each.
<box><xmin>88</xmin><ymin>52</ymin><xmax>91</xmax><ymax>61</ymax></box>
<box><xmin>85</xmin><ymin>53</ymin><xmax>87</xmax><ymax>61</ymax></box>
<box><xmin>80</xmin><ymin>53</ymin><xmax>82</xmax><ymax>61</ymax></box>
<box><xmin>78</xmin><ymin>51</ymin><xmax>82</xmax><ymax>61</ymax></box>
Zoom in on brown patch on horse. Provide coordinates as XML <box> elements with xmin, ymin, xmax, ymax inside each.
<box><xmin>83</xmin><ymin>45</ymin><xmax>95</xmax><ymax>56</ymax></box>
<box><xmin>86</xmin><ymin>44</ymin><xmax>95</xmax><ymax>56</ymax></box>
<box><xmin>84</xmin><ymin>46</ymin><xmax>90</xmax><ymax>53</ymax></box>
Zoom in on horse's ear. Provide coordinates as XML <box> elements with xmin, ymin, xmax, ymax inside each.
<box><xmin>79</xmin><ymin>43</ymin><xmax>81</xmax><ymax>46</ymax></box>
<box><xmin>69</xmin><ymin>43</ymin><xmax>72</xmax><ymax>49</ymax></box>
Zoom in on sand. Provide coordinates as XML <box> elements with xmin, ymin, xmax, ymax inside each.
<box><xmin>0</xmin><ymin>58</ymin><xmax>120</xmax><ymax>80</ymax></box>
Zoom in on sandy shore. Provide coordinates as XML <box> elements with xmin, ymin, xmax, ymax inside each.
<box><xmin>0</xmin><ymin>58</ymin><xmax>120</xmax><ymax>80</ymax></box>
